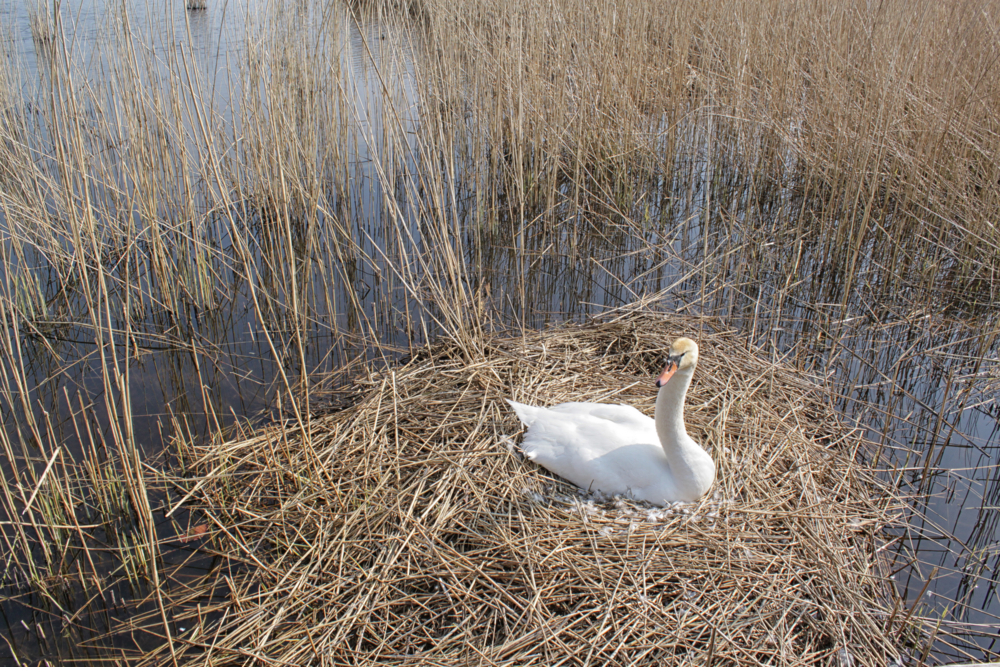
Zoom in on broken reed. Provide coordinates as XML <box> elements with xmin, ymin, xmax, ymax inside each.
<box><xmin>143</xmin><ymin>314</ymin><xmax>907</xmax><ymax>665</ymax></box>
<box><xmin>0</xmin><ymin>0</ymin><xmax>997</xmax><ymax>660</ymax></box>
<box><xmin>0</xmin><ymin>0</ymin><xmax>996</xmax><ymax>355</ymax></box>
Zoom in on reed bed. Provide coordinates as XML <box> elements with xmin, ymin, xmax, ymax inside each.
<box><xmin>2</xmin><ymin>0</ymin><xmax>998</xmax><ymax>661</ymax></box>
<box><xmin>145</xmin><ymin>312</ymin><xmax>905</xmax><ymax>666</ymax></box>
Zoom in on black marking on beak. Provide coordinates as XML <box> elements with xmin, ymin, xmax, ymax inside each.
<box><xmin>655</xmin><ymin>352</ymin><xmax>684</xmax><ymax>388</ymax></box>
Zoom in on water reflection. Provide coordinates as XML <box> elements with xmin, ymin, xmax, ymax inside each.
<box><xmin>0</xmin><ymin>0</ymin><xmax>998</xmax><ymax>663</ymax></box>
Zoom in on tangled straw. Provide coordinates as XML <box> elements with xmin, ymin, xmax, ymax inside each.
<box><xmin>144</xmin><ymin>313</ymin><xmax>905</xmax><ymax>666</ymax></box>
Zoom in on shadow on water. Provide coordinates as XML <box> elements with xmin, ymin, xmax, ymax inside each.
<box><xmin>0</xmin><ymin>0</ymin><xmax>998</xmax><ymax>664</ymax></box>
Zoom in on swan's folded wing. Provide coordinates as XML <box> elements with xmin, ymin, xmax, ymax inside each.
<box><xmin>506</xmin><ymin>399</ymin><xmax>543</xmax><ymax>427</ymax></box>
<box><xmin>545</xmin><ymin>402</ymin><xmax>651</xmax><ymax>430</ymax></box>
<box><xmin>517</xmin><ymin>404</ymin><xmax>655</xmax><ymax>461</ymax></box>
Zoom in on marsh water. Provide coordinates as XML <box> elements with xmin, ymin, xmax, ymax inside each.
<box><xmin>0</xmin><ymin>0</ymin><xmax>998</xmax><ymax>663</ymax></box>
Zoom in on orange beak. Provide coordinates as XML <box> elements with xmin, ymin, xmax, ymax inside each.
<box><xmin>656</xmin><ymin>360</ymin><xmax>678</xmax><ymax>388</ymax></box>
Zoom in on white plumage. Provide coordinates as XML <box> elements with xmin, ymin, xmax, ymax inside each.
<box><xmin>507</xmin><ymin>338</ymin><xmax>715</xmax><ymax>506</ymax></box>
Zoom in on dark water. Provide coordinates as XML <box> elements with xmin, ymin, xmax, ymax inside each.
<box><xmin>0</xmin><ymin>0</ymin><xmax>997</xmax><ymax>664</ymax></box>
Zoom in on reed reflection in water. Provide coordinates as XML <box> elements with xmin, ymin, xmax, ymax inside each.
<box><xmin>0</xmin><ymin>0</ymin><xmax>998</xmax><ymax>662</ymax></box>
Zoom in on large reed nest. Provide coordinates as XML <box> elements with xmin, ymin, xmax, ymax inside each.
<box><xmin>154</xmin><ymin>313</ymin><xmax>903</xmax><ymax>666</ymax></box>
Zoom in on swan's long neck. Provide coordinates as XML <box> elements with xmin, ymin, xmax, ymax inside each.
<box><xmin>654</xmin><ymin>368</ymin><xmax>693</xmax><ymax>449</ymax></box>
<box><xmin>653</xmin><ymin>367</ymin><xmax>714</xmax><ymax>500</ymax></box>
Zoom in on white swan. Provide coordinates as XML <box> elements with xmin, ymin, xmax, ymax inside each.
<box><xmin>507</xmin><ymin>337</ymin><xmax>714</xmax><ymax>505</ymax></box>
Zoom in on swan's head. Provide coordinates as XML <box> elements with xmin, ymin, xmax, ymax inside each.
<box><xmin>655</xmin><ymin>337</ymin><xmax>699</xmax><ymax>387</ymax></box>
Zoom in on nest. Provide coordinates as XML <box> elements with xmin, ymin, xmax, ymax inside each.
<box><xmin>151</xmin><ymin>313</ymin><xmax>903</xmax><ymax>666</ymax></box>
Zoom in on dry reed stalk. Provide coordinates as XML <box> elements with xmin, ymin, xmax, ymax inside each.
<box><xmin>146</xmin><ymin>312</ymin><xmax>906</xmax><ymax>666</ymax></box>
<box><xmin>1</xmin><ymin>0</ymin><xmax>996</xmax><ymax>661</ymax></box>
<box><xmin>413</xmin><ymin>0</ymin><xmax>1000</xmax><ymax>301</ymax></box>
<box><xmin>27</xmin><ymin>3</ymin><xmax>56</xmax><ymax>47</ymax></box>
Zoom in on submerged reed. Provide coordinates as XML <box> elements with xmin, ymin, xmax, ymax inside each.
<box><xmin>1</xmin><ymin>0</ymin><xmax>998</xmax><ymax>662</ymax></box>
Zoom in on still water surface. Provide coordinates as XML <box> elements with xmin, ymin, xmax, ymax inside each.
<box><xmin>0</xmin><ymin>0</ymin><xmax>997</xmax><ymax>663</ymax></box>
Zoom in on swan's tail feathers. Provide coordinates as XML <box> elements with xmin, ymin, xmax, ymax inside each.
<box><xmin>506</xmin><ymin>399</ymin><xmax>542</xmax><ymax>427</ymax></box>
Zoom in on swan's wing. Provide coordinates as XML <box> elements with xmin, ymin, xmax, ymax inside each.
<box><xmin>512</xmin><ymin>402</ymin><xmax>657</xmax><ymax>462</ymax></box>
<box><xmin>524</xmin><ymin>422</ymin><xmax>668</xmax><ymax>497</ymax></box>
<box><xmin>559</xmin><ymin>403</ymin><xmax>650</xmax><ymax>428</ymax></box>
<box><xmin>506</xmin><ymin>399</ymin><xmax>543</xmax><ymax>427</ymax></box>
<box><xmin>508</xmin><ymin>401</ymin><xmax>652</xmax><ymax>434</ymax></box>
<box><xmin>506</xmin><ymin>399</ymin><xmax>703</xmax><ymax>505</ymax></box>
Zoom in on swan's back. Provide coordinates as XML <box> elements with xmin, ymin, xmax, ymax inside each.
<box><xmin>506</xmin><ymin>399</ymin><xmax>686</xmax><ymax>503</ymax></box>
<box><xmin>506</xmin><ymin>338</ymin><xmax>714</xmax><ymax>504</ymax></box>
<box><xmin>505</xmin><ymin>400</ymin><xmax>544</xmax><ymax>427</ymax></box>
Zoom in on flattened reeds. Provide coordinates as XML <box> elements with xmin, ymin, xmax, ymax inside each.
<box><xmin>150</xmin><ymin>312</ymin><xmax>904</xmax><ymax>666</ymax></box>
